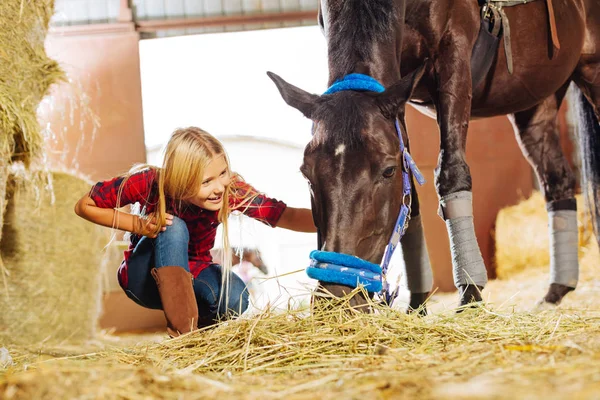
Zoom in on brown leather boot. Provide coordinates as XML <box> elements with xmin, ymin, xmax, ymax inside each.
<box><xmin>151</xmin><ymin>266</ymin><xmax>199</xmax><ymax>337</ymax></box>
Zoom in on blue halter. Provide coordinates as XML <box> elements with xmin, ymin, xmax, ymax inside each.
<box><xmin>306</xmin><ymin>73</ymin><xmax>426</xmax><ymax>305</ymax></box>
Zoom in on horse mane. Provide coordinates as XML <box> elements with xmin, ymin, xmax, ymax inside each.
<box><xmin>313</xmin><ymin>0</ymin><xmax>398</xmax><ymax>151</ymax></box>
<box><xmin>326</xmin><ymin>0</ymin><xmax>398</xmax><ymax>73</ymax></box>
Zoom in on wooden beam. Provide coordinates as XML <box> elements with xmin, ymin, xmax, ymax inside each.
<box><xmin>49</xmin><ymin>22</ymin><xmax>135</xmax><ymax>36</ymax></box>
<box><xmin>47</xmin><ymin>10</ymin><xmax>318</xmax><ymax>37</ymax></box>
<box><xmin>135</xmin><ymin>10</ymin><xmax>318</xmax><ymax>32</ymax></box>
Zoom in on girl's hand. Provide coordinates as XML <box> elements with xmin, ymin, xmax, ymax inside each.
<box><xmin>134</xmin><ymin>213</ymin><xmax>174</xmax><ymax>238</ymax></box>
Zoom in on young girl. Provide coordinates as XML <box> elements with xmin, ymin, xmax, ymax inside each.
<box><xmin>75</xmin><ymin>127</ymin><xmax>315</xmax><ymax>337</ymax></box>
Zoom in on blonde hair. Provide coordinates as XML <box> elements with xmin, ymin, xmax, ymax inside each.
<box><xmin>116</xmin><ymin>127</ymin><xmax>258</xmax><ymax>315</ymax></box>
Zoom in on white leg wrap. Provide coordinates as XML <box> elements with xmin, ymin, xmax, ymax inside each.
<box><xmin>548</xmin><ymin>210</ymin><xmax>579</xmax><ymax>288</ymax></box>
<box><xmin>440</xmin><ymin>191</ymin><xmax>488</xmax><ymax>288</ymax></box>
<box><xmin>401</xmin><ymin>215</ymin><xmax>434</xmax><ymax>293</ymax></box>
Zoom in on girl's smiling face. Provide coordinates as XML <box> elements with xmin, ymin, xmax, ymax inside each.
<box><xmin>190</xmin><ymin>155</ymin><xmax>231</xmax><ymax>211</ymax></box>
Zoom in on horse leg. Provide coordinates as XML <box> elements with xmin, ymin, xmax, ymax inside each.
<box><xmin>401</xmin><ymin>139</ymin><xmax>433</xmax><ymax>315</ymax></box>
<box><xmin>574</xmin><ymin>57</ymin><xmax>600</xmax><ymax>251</ymax></box>
<box><xmin>433</xmin><ymin>35</ymin><xmax>488</xmax><ymax>308</ymax></box>
<box><xmin>510</xmin><ymin>86</ymin><xmax>578</xmax><ymax>306</ymax></box>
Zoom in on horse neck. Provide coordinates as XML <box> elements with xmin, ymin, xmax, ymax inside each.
<box><xmin>327</xmin><ymin>45</ymin><xmax>401</xmax><ymax>87</ymax></box>
<box><xmin>323</xmin><ymin>0</ymin><xmax>404</xmax><ymax>87</ymax></box>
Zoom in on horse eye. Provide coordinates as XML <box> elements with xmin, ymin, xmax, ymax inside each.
<box><xmin>382</xmin><ymin>167</ymin><xmax>397</xmax><ymax>178</ymax></box>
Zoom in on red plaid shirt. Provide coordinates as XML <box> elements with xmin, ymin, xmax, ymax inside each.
<box><xmin>89</xmin><ymin>168</ymin><xmax>287</xmax><ymax>288</ymax></box>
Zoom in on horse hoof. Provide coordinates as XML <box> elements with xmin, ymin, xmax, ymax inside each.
<box><xmin>457</xmin><ymin>284</ymin><xmax>483</xmax><ymax>311</ymax></box>
<box><xmin>542</xmin><ymin>283</ymin><xmax>575</xmax><ymax>305</ymax></box>
<box><xmin>407</xmin><ymin>292</ymin><xmax>429</xmax><ymax>316</ymax></box>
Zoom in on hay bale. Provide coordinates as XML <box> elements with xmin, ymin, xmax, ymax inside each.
<box><xmin>495</xmin><ymin>192</ymin><xmax>597</xmax><ymax>279</ymax></box>
<box><xmin>0</xmin><ymin>170</ymin><xmax>109</xmax><ymax>345</ymax></box>
<box><xmin>0</xmin><ymin>0</ymin><xmax>64</xmax><ymax>166</ymax></box>
<box><xmin>0</xmin><ymin>163</ymin><xmax>8</xmax><ymax>273</ymax></box>
<box><xmin>0</xmin><ymin>0</ymin><xmax>65</xmax><ymax>243</ymax></box>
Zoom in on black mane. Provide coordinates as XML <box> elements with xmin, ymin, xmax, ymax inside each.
<box><xmin>326</xmin><ymin>0</ymin><xmax>398</xmax><ymax>74</ymax></box>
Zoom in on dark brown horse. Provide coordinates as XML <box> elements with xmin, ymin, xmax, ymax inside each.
<box><xmin>269</xmin><ymin>0</ymin><xmax>600</xmax><ymax>311</ymax></box>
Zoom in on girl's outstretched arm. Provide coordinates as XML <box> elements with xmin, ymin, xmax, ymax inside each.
<box><xmin>74</xmin><ymin>195</ymin><xmax>171</xmax><ymax>238</ymax></box>
<box><xmin>276</xmin><ymin>207</ymin><xmax>316</xmax><ymax>232</ymax></box>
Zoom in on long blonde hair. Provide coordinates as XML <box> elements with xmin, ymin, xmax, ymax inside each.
<box><xmin>116</xmin><ymin>127</ymin><xmax>256</xmax><ymax>315</ymax></box>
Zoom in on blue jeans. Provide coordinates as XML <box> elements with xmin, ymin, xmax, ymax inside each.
<box><xmin>123</xmin><ymin>217</ymin><xmax>249</xmax><ymax>325</ymax></box>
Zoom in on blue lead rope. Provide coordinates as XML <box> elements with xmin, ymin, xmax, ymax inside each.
<box><xmin>307</xmin><ymin>251</ymin><xmax>382</xmax><ymax>293</ymax></box>
<box><xmin>306</xmin><ymin>73</ymin><xmax>426</xmax><ymax>305</ymax></box>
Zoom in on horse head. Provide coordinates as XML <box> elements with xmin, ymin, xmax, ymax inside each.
<box><xmin>268</xmin><ymin>64</ymin><xmax>427</xmax><ymax>307</ymax></box>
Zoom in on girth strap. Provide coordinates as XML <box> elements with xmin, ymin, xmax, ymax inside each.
<box><xmin>499</xmin><ymin>8</ymin><xmax>513</xmax><ymax>74</ymax></box>
<box><xmin>545</xmin><ymin>0</ymin><xmax>560</xmax><ymax>52</ymax></box>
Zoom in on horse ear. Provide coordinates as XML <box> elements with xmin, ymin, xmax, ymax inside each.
<box><xmin>267</xmin><ymin>71</ymin><xmax>319</xmax><ymax>119</ymax></box>
<box><xmin>377</xmin><ymin>60</ymin><xmax>430</xmax><ymax>118</ymax></box>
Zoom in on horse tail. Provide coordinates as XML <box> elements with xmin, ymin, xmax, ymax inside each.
<box><xmin>574</xmin><ymin>85</ymin><xmax>600</xmax><ymax>246</ymax></box>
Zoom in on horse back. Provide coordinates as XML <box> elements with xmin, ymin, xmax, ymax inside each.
<box><xmin>404</xmin><ymin>0</ymin><xmax>590</xmax><ymax>116</ymax></box>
